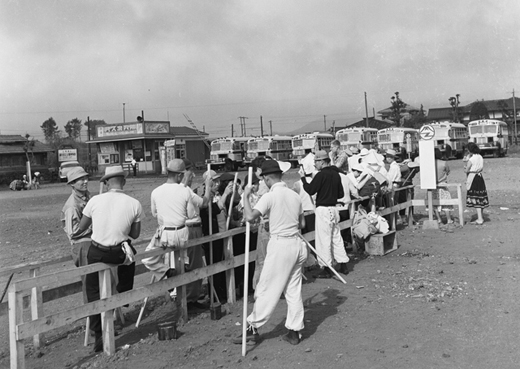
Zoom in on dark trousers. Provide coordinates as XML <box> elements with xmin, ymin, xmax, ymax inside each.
<box><xmin>86</xmin><ymin>244</ymin><xmax>135</xmax><ymax>336</ymax></box>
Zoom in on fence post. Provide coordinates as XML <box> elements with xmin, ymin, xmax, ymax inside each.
<box><xmin>349</xmin><ymin>202</ymin><xmax>358</xmax><ymax>253</ymax></box>
<box><xmin>29</xmin><ymin>267</ymin><xmax>43</xmax><ymax>349</ymax></box>
<box><xmin>224</xmin><ymin>236</ymin><xmax>236</xmax><ymax>304</ymax></box>
<box><xmin>99</xmin><ymin>268</ymin><xmax>116</xmax><ymax>355</ymax></box>
<box><xmin>457</xmin><ymin>184</ymin><xmax>464</xmax><ymax>226</ymax></box>
<box><xmin>174</xmin><ymin>249</ymin><xmax>188</xmax><ymax>323</ymax></box>
<box><xmin>9</xmin><ymin>288</ymin><xmax>25</xmax><ymax>369</ymax></box>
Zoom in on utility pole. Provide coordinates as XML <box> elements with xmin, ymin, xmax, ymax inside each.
<box><xmin>123</xmin><ymin>103</ymin><xmax>126</xmax><ymax>123</ymax></box>
<box><xmin>231</xmin><ymin>124</ymin><xmax>234</xmax><ymax>137</ymax></box>
<box><xmin>260</xmin><ymin>115</ymin><xmax>264</xmax><ymax>137</ymax></box>
<box><xmin>269</xmin><ymin>120</ymin><xmax>273</xmax><ymax>135</ymax></box>
<box><xmin>364</xmin><ymin>92</ymin><xmax>369</xmax><ymax>127</ymax></box>
<box><xmin>332</xmin><ymin>120</ymin><xmax>336</xmax><ymax>134</ymax></box>
<box><xmin>323</xmin><ymin>115</ymin><xmax>327</xmax><ymax>131</ymax></box>
<box><xmin>87</xmin><ymin>116</ymin><xmax>91</xmax><ymax>163</ymax></box>
<box><xmin>513</xmin><ymin>89</ymin><xmax>518</xmax><ymax>144</ymax></box>
<box><xmin>238</xmin><ymin>117</ymin><xmax>248</xmax><ymax>137</ymax></box>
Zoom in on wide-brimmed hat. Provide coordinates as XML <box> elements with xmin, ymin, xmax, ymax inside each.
<box><xmin>314</xmin><ymin>150</ymin><xmax>329</xmax><ymax>161</ymax></box>
<box><xmin>277</xmin><ymin>160</ymin><xmax>291</xmax><ymax>173</ymax></box>
<box><xmin>359</xmin><ymin>148</ymin><xmax>369</xmax><ymax>156</ymax></box>
<box><xmin>167</xmin><ymin>159</ymin><xmax>186</xmax><ymax>173</ymax></box>
<box><xmin>182</xmin><ymin>158</ymin><xmax>194</xmax><ymax>171</ymax></box>
<box><xmin>203</xmin><ymin>170</ymin><xmax>221</xmax><ymax>181</ymax></box>
<box><xmin>350</xmin><ymin>146</ymin><xmax>360</xmax><ymax>154</ymax></box>
<box><xmin>67</xmin><ymin>167</ymin><xmax>89</xmax><ymax>184</ymax></box>
<box><xmin>260</xmin><ymin>160</ymin><xmax>282</xmax><ymax>175</ymax></box>
<box><xmin>385</xmin><ymin>149</ymin><xmax>397</xmax><ymax>157</ymax></box>
<box><xmin>100</xmin><ymin>166</ymin><xmax>127</xmax><ymax>182</ymax></box>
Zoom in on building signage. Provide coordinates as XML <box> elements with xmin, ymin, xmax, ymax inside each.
<box><xmin>58</xmin><ymin>149</ymin><xmax>77</xmax><ymax>162</ymax></box>
<box><xmin>145</xmin><ymin>122</ymin><xmax>170</xmax><ymax>134</ymax></box>
<box><xmin>97</xmin><ymin>123</ymin><xmax>143</xmax><ymax>137</ymax></box>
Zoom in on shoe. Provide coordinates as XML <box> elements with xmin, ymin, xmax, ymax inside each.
<box><xmin>470</xmin><ymin>220</ymin><xmax>484</xmax><ymax>225</ymax></box>
<box><xmin>93</xmin><ymin>335</ymin><xmax>103</xmax><ymax>353</ymax></box>
<box><xmin>316</xmin><ymin>268</ymin><xmax>332</xmax><ymax>279</ymax></box>
<box><xmin>282</xmin><ymin>330</ymin><xmax>301</xmax><ymax>345</ymax></box>
<box><xmin>232</xmin><ymin>326</ymin><xmax>260</xmax><ymax>345</ymax></box>
<box><xmin>337</xmin><ymin>263</ymin><xmax>349</xmax><ymax>275</ymax></box>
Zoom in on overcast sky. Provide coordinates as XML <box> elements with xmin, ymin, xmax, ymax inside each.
<box><xmin>1</xmin><ymin>0</ymin><xmax>519</xmax><ymax>141</ymax></box>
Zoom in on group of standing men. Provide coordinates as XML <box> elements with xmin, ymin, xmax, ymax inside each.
<box><xmin>59</xmin><ymin>141</ymin><xmax>408</xmax><ymax>352</ymax></box>
<box><xmin>61</xmin><ymin>159</ymin><xmax>214</xmax><ymax>353</ymax></box>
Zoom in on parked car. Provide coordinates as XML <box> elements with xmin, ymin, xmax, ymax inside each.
<box><xmin>59</xmin><ymin>161</ymin><xmax>80</xmax><ymax>182</ymax></box>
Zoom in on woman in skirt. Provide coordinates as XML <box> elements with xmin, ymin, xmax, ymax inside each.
<box><xmin>464</xmin><ymin>142</ymin><xmax>489</xmax><ymax>225</ymax></box>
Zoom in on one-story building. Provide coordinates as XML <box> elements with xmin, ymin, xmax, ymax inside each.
<box><xmin>0</xmin><ymin>135</ymin><xmax>54</xmax><ymax>184</ymax></box>
<box><xmin>86</xmin><ymin>120</ymin><xmax>209</xmax><ymax>175</ymax></box>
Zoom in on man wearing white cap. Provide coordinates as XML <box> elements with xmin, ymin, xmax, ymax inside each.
<box><xmin>77</xmin><ymin>165</ymin><xmax>143</xmax><ymax>352</ymax></box>
<box><xmin>299</xmin><ymin>150</ymin><xmax>349</xmax><ymax>278</ymax></box>
<box><xmin>385</xmin><ymin>149</ymin><xmax>402</xmax><ymax>189</ymax></box>
<box><xmin>62</xmin><ymin>167</ymin><xmax>92</xmax><ymax>268</ymax></box>
<box><xmin>142</xmin><ymin>159</ymin><xmax>211</xmax><ymax>285</ymax></box>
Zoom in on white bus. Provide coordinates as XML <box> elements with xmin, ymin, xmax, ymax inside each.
<box><xmin>468</xmin><ymin>119</ymin><xmax>509</xmax><ymax>157</ymax></box>
<box><xmin>377</xmin><ymin>127</ymin><xmax>419</xmax><ymax>160</ymax></box>
<box><xmin>427</xmin><ymin>122</ymin><xmax>468</xmax><ymax>159</ymax></box>
<box><xmin>246</xmin><ymin>135</ymin><xmax>293</xmax><ymax>162</ymax></box>
<box><xmin>335</xmin><ymin>127</ymin><xmax>378</xmax><ymax>151</ymax></box>
<box><xmin>290</xmin><ymin>132</ymin><xmax>334</xmax><ymax>164</ymax></box>
<box><xmin>208</xmin><ymin>136</ymin><xmax>250</xmax><ymax>170</ymax></box>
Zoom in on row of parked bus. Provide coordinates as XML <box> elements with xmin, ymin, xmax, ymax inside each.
<box><xmin>208</xmin><ymin>119</ymin><xmax>510</xmax><ymax>170</ymax></box>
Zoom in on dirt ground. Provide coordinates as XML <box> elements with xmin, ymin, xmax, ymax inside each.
<box><xmin>1</xmin><ymin>153</ymin><xmax>520</xmax><ymax>369</ymax></box>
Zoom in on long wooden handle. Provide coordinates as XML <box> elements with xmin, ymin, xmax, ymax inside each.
<box><xmin>242</xmin><ymin>167</ymin><xmax>253</xmax><ymax>356</ymax></box>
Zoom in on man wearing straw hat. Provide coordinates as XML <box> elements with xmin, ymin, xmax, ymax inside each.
<box><xmin>62</xmin><ymin>166</ymin><xmax>92</xmax><ymax>268</ymax></box>
<box><xmin>77</xmin><ymin>165</ymin><xmax>143</xmax><ymax>353</ymax></box>
<box><xmin>299</xmin><ymin>150</ymin><xmax>349</xmax><ymax>279</ymax></box>
<box><xmin>142</xmin><ymin>159</ymin><xmax>211</xmax><ymax>283</ymax></box>
<box><xmin>235</xmin><ymin>160</ymin><xmax>307</xmax><ymax>346</ymax></box>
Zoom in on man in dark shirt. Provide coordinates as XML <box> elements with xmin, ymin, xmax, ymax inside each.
<box><xmin>299</xmin><ymin>150</ymin><xmax>349</xmax><ymax>278</ymax></box>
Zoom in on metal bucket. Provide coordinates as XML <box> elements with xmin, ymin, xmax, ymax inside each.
<box><xmin>210</xmin><ymin>303</ymin><xmax>222</xmax><ymax>320</ymax></box>
<box><xmin>157</xmin><ymin>321</ymin><xmax>177</xmax><ymax>340</ymax></box>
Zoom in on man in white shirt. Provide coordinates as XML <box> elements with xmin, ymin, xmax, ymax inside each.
<box><xmin>235</xmin><ymin>160</ymin><xmax>307</xmax><ymax>346</ymax></box>
<box><xmin>77</xmin><ymin>165</ymin><xmax>143</xmax><ymax>353</ymax></box>
<box><xmin>142</xmin><ymin>159</ymin><xmax>211</xmax><ymax>284</ymax></box>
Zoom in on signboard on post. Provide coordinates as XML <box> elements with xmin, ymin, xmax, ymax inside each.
<box><xmin>58</xmin><ymin>148</ymin><xmax>78</xmax><ymax>162</ymax></box>
<box><xmin>419</xmin><ymin>140</ymin><xmax>436</xmax><ymax>189</ymax></box>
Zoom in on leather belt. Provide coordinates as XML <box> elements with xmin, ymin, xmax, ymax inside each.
<box><xmin>186</xmin><ymin>223</ymin><xmax>202</xmax><ymax>228</ymax></box>
<box><xmin>164</xmin><ymin>225</ymin><xmax>185</xmax><ymax>231</ymax></box>
<box><xmin>91</xmin><ymin>240</ymin><xmax>121</xmax><ymax>251</ymax></box>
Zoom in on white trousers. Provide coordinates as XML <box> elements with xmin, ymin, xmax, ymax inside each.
<box><xmin>141</xmin><ymin>227</ymin><xmax>189</xmax><ymax>280</ymax></box>
<box><xmin>247</xmin><ymin>235</ymin><xmax>308</xmax><ymax>331</ymax></box>
<box><xmin>315</xmin><ymin>206</ymin><xmax>349</xmax><ymax>267</ymax></box>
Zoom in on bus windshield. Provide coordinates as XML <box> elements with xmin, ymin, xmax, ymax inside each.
<box><xmin>257</xmin><ymin>140</ymin><xmax>270</xmax><ymax>150</ymax></box>
<box><xmin>211</xmin><ymin>142</ymin><xmax>221</xmax><ymax>151</ymax></box>
<box><xmin>470</xmin><ymin>125</ymin><xmax>497</xmax><ymax>135</ymax></box>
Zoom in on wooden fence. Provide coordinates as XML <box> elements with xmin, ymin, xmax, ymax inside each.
<box><xmin>4</xmin><ymin>184</ymin><xmax>465</xmax><ymax>369</ymax></box>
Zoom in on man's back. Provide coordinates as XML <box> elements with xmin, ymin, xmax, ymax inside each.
<box><xmin>151</xmin><ymin>183</ymin><xmax>192</xmax><ymax>227</ymax></box>
<box><xmin>83</xmin><ymin>190</ymin><xmax>142</xmax><ymax>246</ymax></box>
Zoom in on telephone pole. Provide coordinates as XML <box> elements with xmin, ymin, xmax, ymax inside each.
<box><xmin>238</xmin><ymin>116</ymin><xmax>248</xmax><ymax>136</ymax></box>
<box><xmin>260</xmin><ymin>115</ymin><xmax>264</xmax><ymax>137</ymax></box>
<box><xmin>123</xmin><ymin>103</ymin><xmax>126</xmax><ymax>123</ymax></box>
<box><xmin>269</xmin><ymin>120</ymin><xmax>273</xmax><ymax>135</ymax></box>
<box><xmin>513</xmin><ymin>89</ymin><xmax>517</xmax><ymax>144</ymax></box>
<box><xmin>87</xmin><ymin>116</ymin><xmax>91</xmax><ymax>163</ymax></box>
<box><xmin>323</xmin><ymin>115</ymin><xmax>327</xmax><ymax>131</ymax></box>
<box><xmin>364</xmin><ymin>92</ymin><xmax>369</xmax><ymax>127</ymax></box>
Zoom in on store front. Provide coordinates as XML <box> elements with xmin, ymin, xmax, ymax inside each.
<box><xmin>88</xmin><ymin>121</ymin><xmax>174</xmax><ymax>175</ymax></box>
